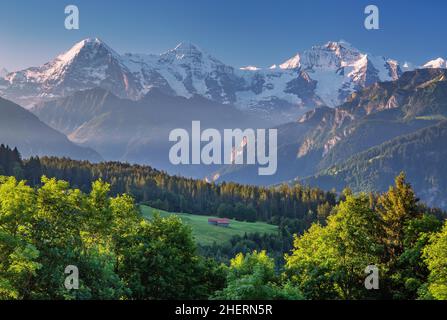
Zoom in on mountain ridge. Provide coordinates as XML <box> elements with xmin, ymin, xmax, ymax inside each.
<box><xmin>3</xmin><ymin>38</ymin><xmax>444</xmax><ymax>123</ymax></box>
<box><xmin>302</xmin><ymin>120</ymin><xmax>447</xmax><ymax>208</ymax></box>
<box><xmin>31</xmin><ymin>86</ymin><xmax>268</xmax><ymax>177</ymax></box>
<box><xmin>0</xmin><ymin>95</ymin><xmax>102</xmax><ymax>162</ymax></box>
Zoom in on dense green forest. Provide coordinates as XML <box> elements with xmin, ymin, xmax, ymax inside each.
<box><xmin>0</xmin><ymin>145</ymin><xmax>446</xmax><ymax>300</ymax></box>
<box><xmin>9</xmin><ymin>150</ymin><xmax>337</xmax><ymax>224</ymax></box>
<box><xmin>1</xmin><ymin>144</ymin><xmax>332</xmax><ymax>266</ymax></box>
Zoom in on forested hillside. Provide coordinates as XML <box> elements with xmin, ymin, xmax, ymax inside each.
<box><xmin>0</xmin><ymin>144</ymin><xmax>337</xmax><ymax>267</ymax></box>
<box><xmin>305</xmin><ymin>121</ymin><xmax>447</xmax><ymax>208</ymax></box>
<box><xmin>0</xmin><ymin>145</ymin><xmax>336</xmax><ymax>224</ymax></box>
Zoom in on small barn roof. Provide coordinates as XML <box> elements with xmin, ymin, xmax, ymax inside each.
<box><xmin>208</xmin><ymin>218</ymin><xmax>230</xmax><ymax>223</ymax></box>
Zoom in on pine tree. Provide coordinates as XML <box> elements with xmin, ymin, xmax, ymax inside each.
<box><xmin>377</xmin><ymin>172</ymin><xmax>420</xmax><ymax>261</ymax></box>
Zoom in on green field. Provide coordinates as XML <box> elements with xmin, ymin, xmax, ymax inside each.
<box><xmin>140</xmin><ymin>205</ymin><xmax>278</xmax><ymax>246</ymax></box>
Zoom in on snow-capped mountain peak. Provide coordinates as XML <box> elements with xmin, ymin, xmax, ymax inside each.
<box><xmin>160</xmin><ymin>42</ymin><xmax>210</xmax><ymax>63</ymax></box>
<box><xmin>278</xmin><ymin>41</ymin><xmax>361</xmax><ymax>71</ymax></box>
<box><xmin>269</xmin><ymin>41</ymin><xmax>402</xmax><ymax>108</ymax></box>
<box><xmin>41</xmin><ymin>37</ymin><xmax>123</xmax><ymax>82</ymax></box>
<box><xmin>3</xmin><ymin>37</ymin><xmax>142</xmax><ymax>105</ymax></box>
<box><xmin>121</xmin><ymin>41</ymin><xmax>238</xmax><ymax>103</ymax></box>
<box><xmin>171</xmin><ymin>41</ymin><xmax>202</xmax><ymax>55</ymax></box>
<box><xmin>324</xmin><ymin>39</ymin><xmax>357</xmax><ymax>51</ymax></box>
<box><xmin>305</xmin><ymin>41</ymin><xmax>363</xmax><ymax>70</ymax></box>
<box><xmin>279</xmin><ymin>54</ymin><xmax>301</xmax><ymax>69</ymax></box>
<box><xmin>423</xmin><ymin>57</ymin><xmax>447</xmax><ymax>69</ymax></box>
<box><xmin>58</xmin><ymin>37</ymin><xmax>120</xmax><ymax>62</ymax></box>
<box><xmin>7</xmin><ymin>37</ymin><xmax>123</xmax><ymax>84</ymax></box>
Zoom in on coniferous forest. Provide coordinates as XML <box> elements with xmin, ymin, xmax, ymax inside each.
<box><xmin>1</xmin><ymin>145</ymin><xmax>446</xmax><ymax>300</ymax></box>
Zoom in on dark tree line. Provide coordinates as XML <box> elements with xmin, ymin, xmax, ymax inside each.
<box><xmin>0</xmin><ymin>145</ymin><xmax>21</xmax><ymax>176</ymax></box>
<box><xmin>0</xmin><ymin>145</ymin><xmax>337</xmax><ymax>224</ymax></box>
<box><xmin>40</xmin><ymin>157</ymin><xmax>337</xmax><ymax>223</ymax></box>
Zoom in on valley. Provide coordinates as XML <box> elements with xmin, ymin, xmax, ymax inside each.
<box><xmin>140</xmin><ymin>205</ymin><xmax>278</xmax><ymax>246</ymax></box>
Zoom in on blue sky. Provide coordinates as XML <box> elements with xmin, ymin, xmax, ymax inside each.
<box><xmin>0</xmin><ymin>0</ymin><xmax>445</xmax><ymax>70</ymax></box>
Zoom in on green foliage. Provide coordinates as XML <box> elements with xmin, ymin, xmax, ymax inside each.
<box><xmin>285</xmin><ymin>174</ymin><xmax>447</xmax><ymax>300</ymax></box>
<box><xmin>213</xmin><ymin>251</ymin><xmax>302</xmax><ymax>300</ymax></box>
<box><xmin>377</xmin><ymin>172</ymin><xmax>420</xmax><ymax>261</ymax></box>
<box><xmin>286</xmin><ymin>193</ymin><xmax>384</xmax><ymax>299</ymax></box>
<box><xmin>374</xmin><ymin>173</ymin><xmax>435</xmax><ymax>299</ymax></box>
<box><xmin>391</xmin><ymin>214</ymin><xmax>442</xmax><ymax>299</ymax></box>
<box><xmin>0</xmin><ymin>176</ymin><xmax>39</xmax><ymax>299</ymax></box>
<box><xmin>200</xmin><ymin>231</ymin><xmax>292</xmax><ymax>267</ymax></box>
<box><xmin>0</xmin><ymin>175</ymin><xmax>220</xmax><ymax>300</ymax></box>
<box><xmin>117</xmin><ymin>214</ymin><xmax>206</xmax><ymax>299</ymax></box>
<box><xmin>423</xmin><ymin>220</ymin><xmax>447</xmax><ymax>300</ymax></box>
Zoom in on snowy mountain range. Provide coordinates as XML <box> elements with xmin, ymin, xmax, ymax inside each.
<box><xmin>2</xmin><ymin>37</ymin><xmax>445</xmax><ymax>123</ymax></box>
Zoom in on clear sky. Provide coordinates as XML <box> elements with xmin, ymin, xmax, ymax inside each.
<box><xmin>0</xmin><ymin>0</ymin><xmax>446</xmax><ymax>70</ymax></box>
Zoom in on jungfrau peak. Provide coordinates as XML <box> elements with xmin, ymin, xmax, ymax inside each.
<box><xmin>278</xmin><ymin>40</ymin><xmax>402</xmax><ymax>106</ymax></box>
<box><xmin>164</xmin><ymin>41</ymin><xmax>204</xmax><ymax>60</ymax></box>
